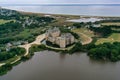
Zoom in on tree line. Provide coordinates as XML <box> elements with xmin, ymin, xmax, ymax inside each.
<box><xmin>0</xmin><ymin>47</ymin><xmax>26</xmax><ymax>61</ymax></box>
<box><xmin>87</xmin><ymin>42</ymin><xmax>120</xmax><ymax>62</ymax></box>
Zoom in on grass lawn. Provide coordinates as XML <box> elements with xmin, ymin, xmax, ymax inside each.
<box><xmin>0</xmin><ymin>56</ymin><xmax>20</xmax><ymax>64</ymax></box>
<box><xmin>14</xmin><ymin>27</ymin><xmax>45</xmax><ymax>39</ymax></box>
<box><xmin>73</xmin><ymin>28</ymin><xmax>94</xmax><ymax>37</ymax></box>
<box><xmin>14</xmin><ymin>29</ymin><xmax>31</xmax><ymax>39</ymax></box>
<box><xmin>96</xmin><ymin>33</ymin><xmax>120</xmax><ymax>45</ymax></box>
<box><xmin>102</xmin><ymin>22</ymin><xmax>120</xmax><ymax>26</ymax></box>
<box><xmin>112</xmin><ymin>28</ymin><xmax>120</xmax><ymax>31</ymax></box>
<box><xmin>72</xmin><ymin>28</ymin><xmax>94</xmax><ymax>44</ymax></box>
<box><xmin>0</xmin><ymin>19</ymin><xmax>13</xmax><ymax>25</ymax></box>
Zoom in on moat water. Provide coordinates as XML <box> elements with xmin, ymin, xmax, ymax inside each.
<box><xmin>1</xmin><ymin>51</ymin><xmax>120</xmax><ymax>80</ymax></box>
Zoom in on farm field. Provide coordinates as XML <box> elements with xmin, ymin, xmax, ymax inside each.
<box><xmin>102</xmin><ymin>22</ymin><xmax>120</xmax><ymax>26</ymax></box>
<box><xmin>72</xmin><ymin>28</ymin><xmax>94</xmax><ymax>45</ymax></box>
<box><xmin>0</xmin><ymin>19</ymin><xmax>12</xmax><ymax>25</ymax></box>
<box><xmin>96</xmin><ymin>33</ymin><xmax>120</xmax><ymax>45</ymax></box>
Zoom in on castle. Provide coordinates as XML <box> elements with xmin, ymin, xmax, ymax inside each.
<box><xmin>45</xmin><ymin>27</ymin><xmax>75</xmax><ymax>48</ymax></box>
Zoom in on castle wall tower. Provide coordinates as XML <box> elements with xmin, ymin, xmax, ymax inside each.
<box><xmin>60</xmin><ymin>38</ymin><xmax>66</xmax><ymax>48</ymax></box>
<box><xmin>55</xmin><ymin>37</ymin><xmax>60</xmax><ymax>45</ymax></box>
<box><xmin>51</xmin><ymin>31</ymin><xmax>60</xmax><ymax>38</ymax></box>
<box><xmin>45</xmin><ymin>33</ymin><xmax>49</xmax><ymax>40</ymax></box>
<box><xmin>70</xmin><ymin>36</ymin><xmax>75</xmax><ymax>44</ymax></box>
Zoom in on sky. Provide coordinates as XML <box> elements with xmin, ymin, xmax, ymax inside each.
<box><xmin>0</xmin><ymin>0</ymin><xmax>120</xmax><ymax>4</ymax></box>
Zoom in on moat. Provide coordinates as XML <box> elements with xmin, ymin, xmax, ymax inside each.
<box><xmin>1</xmin><ymin>51</ymin><xmax>120</xmax><ymax>80</ymax></box>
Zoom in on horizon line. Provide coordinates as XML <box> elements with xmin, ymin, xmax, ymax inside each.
<box><xmin>1</xmin><ymin>3</ymin><xmax>120</xmax><ymax>6</ymax></box>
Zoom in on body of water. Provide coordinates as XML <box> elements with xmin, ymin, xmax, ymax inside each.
<box><xmin>2</xmin><ymin>5</ymin><xmax>120</xmax><ymax>17</ymax></box>
<box><xmin>0</xmin><ymin>51</ymin><xmax>120</xmax><ymax>80</ymax></box>
<box><xmin>67</xmin><ymin>18</ymin><xmax>103</xmax><ymax>23</ymax></box>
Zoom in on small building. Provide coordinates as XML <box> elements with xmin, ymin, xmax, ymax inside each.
<box><xmin>6</xmin><ymin>43</ymin><xmax>12</xmax><ymax>51</ymax></box>
<box><xmin>92</xmin><ymin>24</ymin><xmax>101</xmax><ymax>28</ymax></box>
<box><xmin>44</xmin><ymin>15</ymin><xmax>51</xmax><ymax>17</ymax></box>
<box><xmin>6</xmin><ymin>43</ymin><xmax>12</xmax><ymax>47</ymax></box>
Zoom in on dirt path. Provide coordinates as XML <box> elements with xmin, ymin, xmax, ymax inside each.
<box><xmin>0</xmin><ymin>63</ymin><xmax>5</xmax><ymax>67</ymax></box>
<box><xmin>19</xmin><ymin>34</ymin><xmax>45</xmax><ymax>56</ymax></box>
<box><xmin>79</xmin><ymin>33</ymin><xmax>93</xmax><ymax>45</ymax></box>
<box><xmin>72</xmin><ymin>29</ymin><xmax>93</xmax><ymax>45</ymax></box>
<box><xmin>0</xmin><ymin>34</ymin><xmax>45</xmax><ymax>67</ymax></box>
<box><xmin>10</xmin><ymin>57</ymin><xmax>21</xmax><ymax>64</ymax></box>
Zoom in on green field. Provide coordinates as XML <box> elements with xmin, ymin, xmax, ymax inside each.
<box><xmin>72</xmin><ymin>28</ymin><xmax>94</xmax><ymax>45</ymax></box>
<box><xmin>72</xmin><ymin>28</ymin><xmax>94</xmax><ymax>37</ymax></box>
<box><xmin>102</xmin><ymin>22</ymin><xmax>120</xmax><ymax>26</ymax></box>
<box><xmin>96</xmin><ymin>33</ymin><xmax>120</xmax><ymax>45</ymax></box>
<box><xmin>0</xmin><ymin>56</ymin><xmax>20</xmax><ymax>64</ymax></box>
<box><xmin>0</xmin><ymin>19</ymin><xmax>12</xmax><ymax>25</ymax></box>
<box><xmin>12</xmin><ymin>27</ymin><xmax>46</xmax><ymax>42</ymax></box>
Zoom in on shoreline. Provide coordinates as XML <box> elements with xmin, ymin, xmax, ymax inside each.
<box><xmin>2</xmin><ymin>7</ymin><xmax>120</xmax><ymax>18</ymax></box>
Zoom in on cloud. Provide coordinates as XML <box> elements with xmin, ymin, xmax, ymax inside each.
<box><xmin>0</xmin><ymin>0</ymin><xmax>120</xmax><ymax>4</ymax></box>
